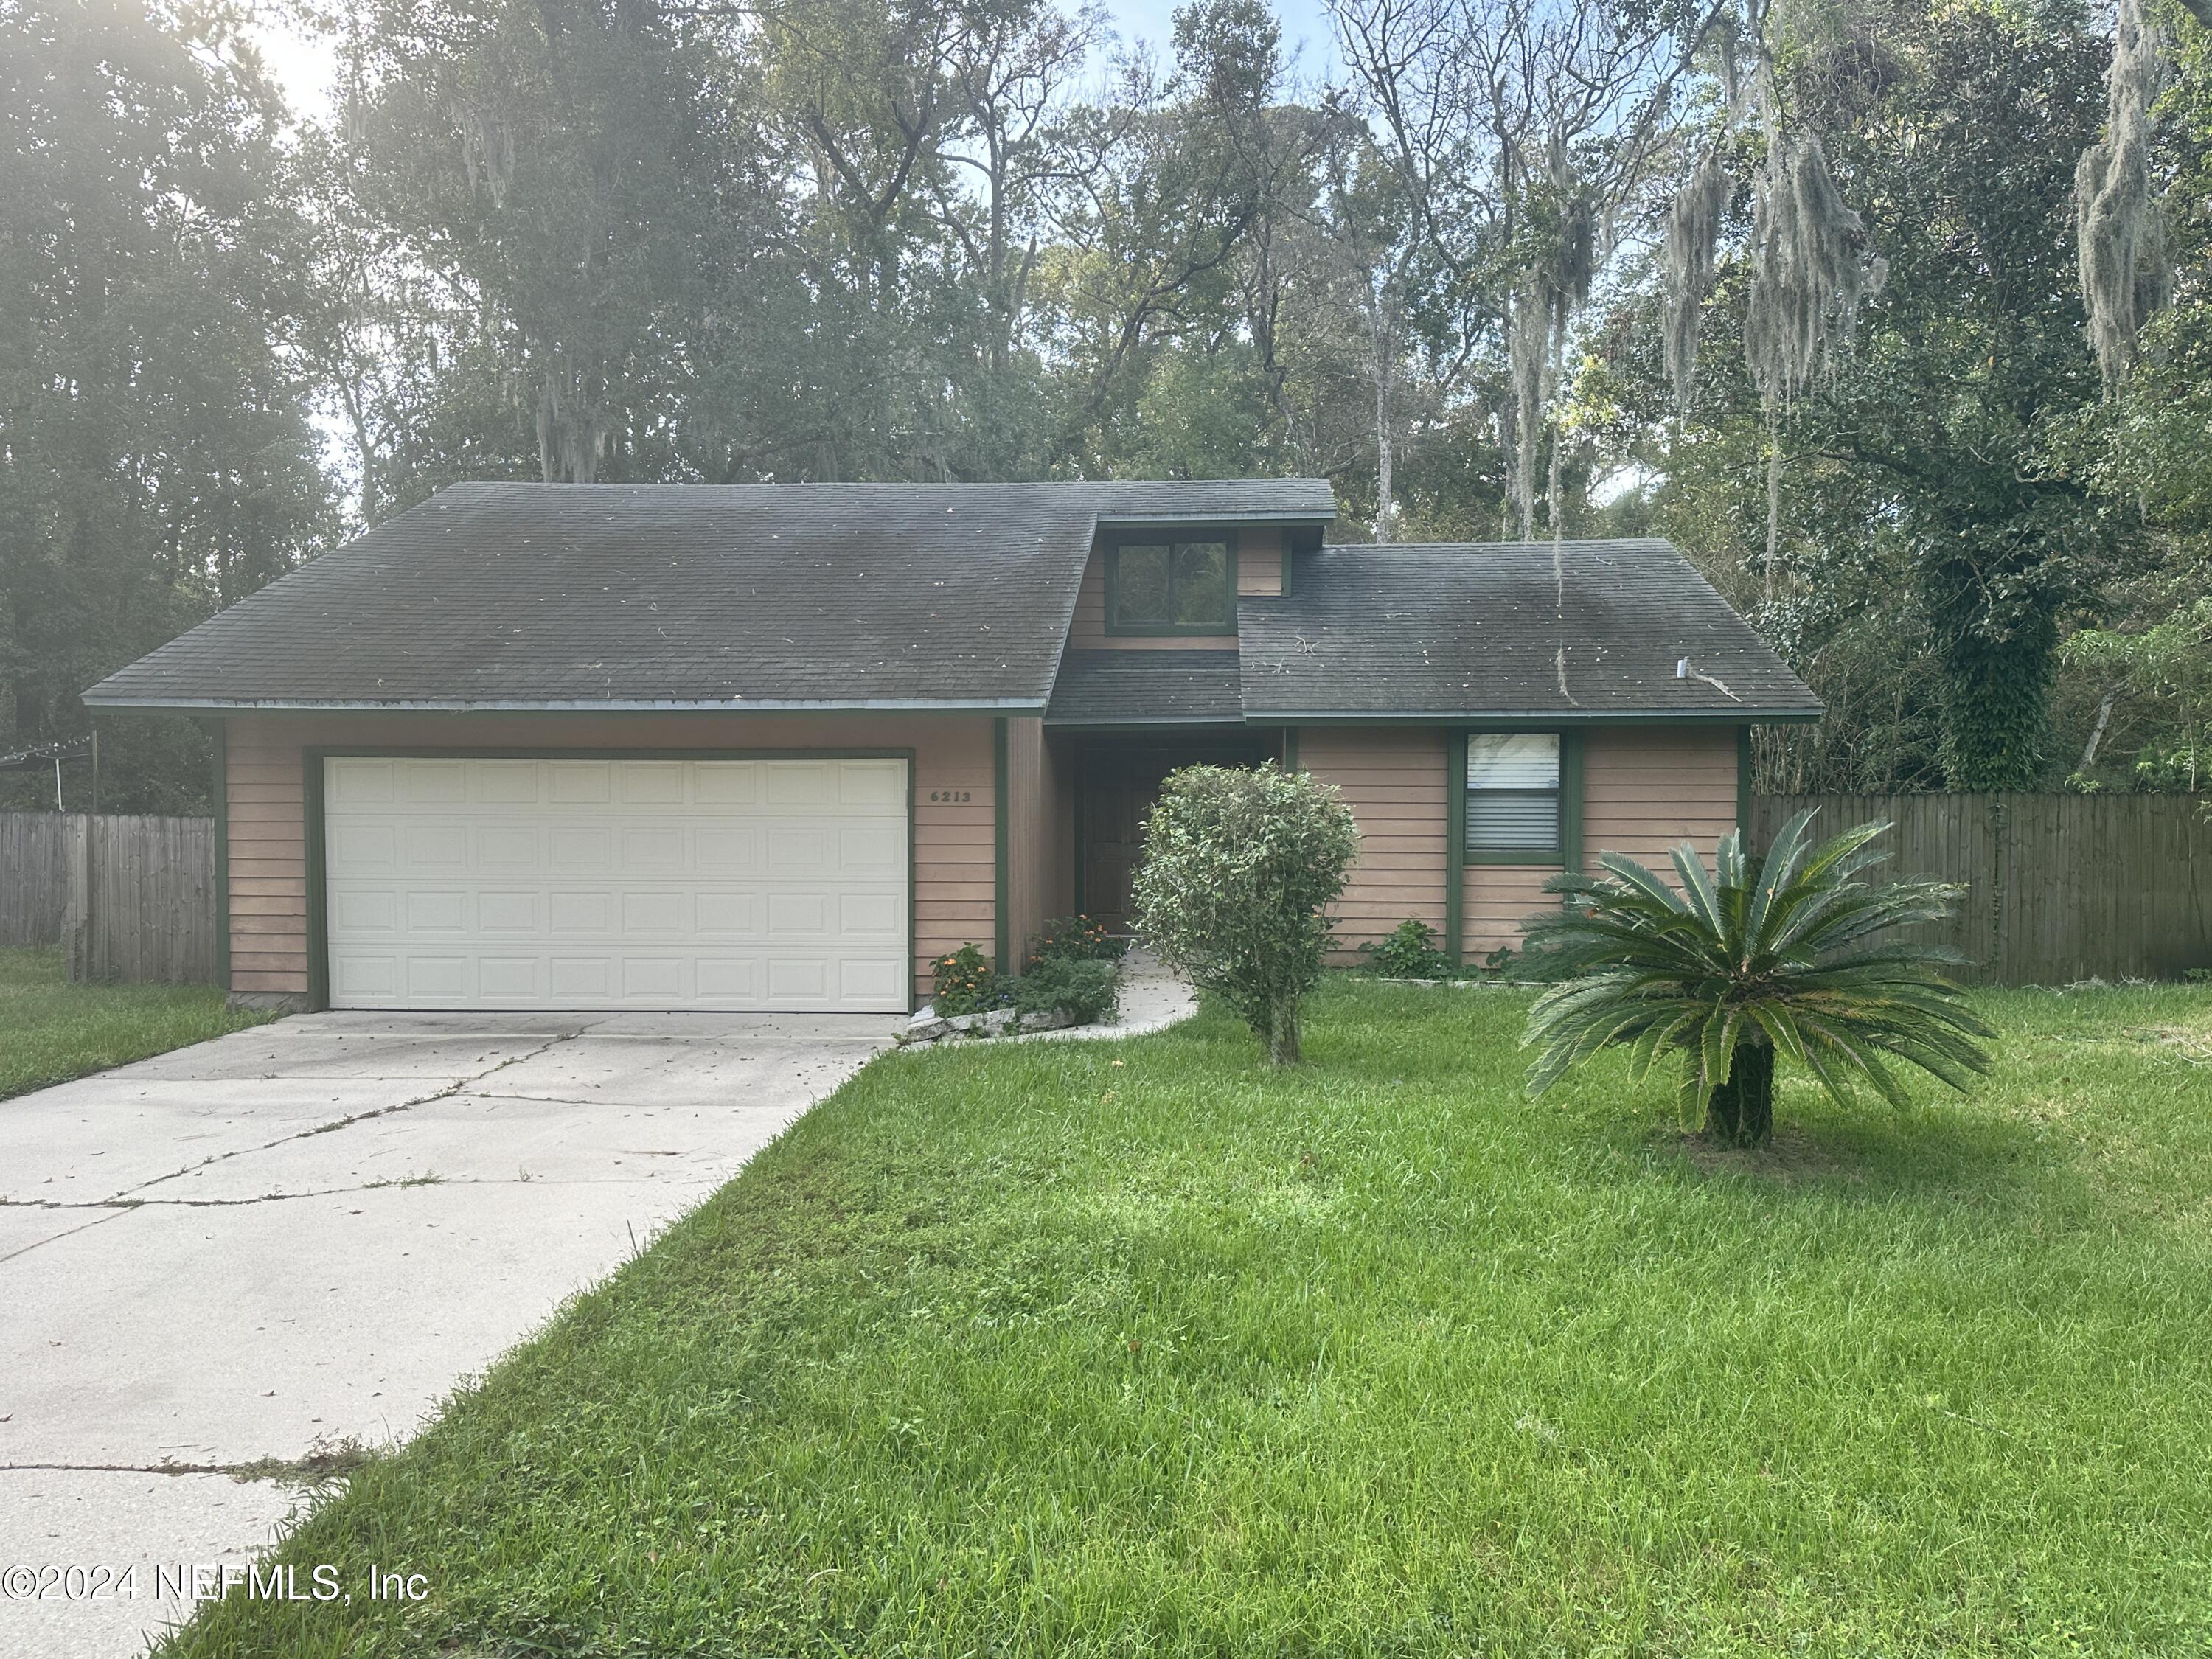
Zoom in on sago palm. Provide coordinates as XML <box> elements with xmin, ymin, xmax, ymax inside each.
<box><xmin>1520</xmin><ymin>812</ymin><xmax>1994</xmax><ymax>1147</ymax></box>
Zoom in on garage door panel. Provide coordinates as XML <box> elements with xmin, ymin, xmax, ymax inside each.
<box><xmin>324</xmin><ymin>756</ymin><xmax>910</xmax><ymax>1011</ymax></box>
<box><xmin>695</xmin><ymin>827</ymin><xmax>757</xmax><ymax>867</ymax></box>
<box><xmin>399</xmin><ymin>760</ymin><xmax>467</xmax><ymax>803</ymax></box>
<box><xmin>474</xmin><ymin>761</ymin><xmax>541</xmax><ymax>803</ymax></box>
<box><xmin>479</xmin><ymin>891</ymin><xmax>540</xmax><ymax>931</ymax></box>
<box><xmin>619</xmin><ymin>762</ymin><xmax>686</xmax><ymax>804</ymax></box>
<box><xmin>620</xmin><ymin>827</ymin><xmax>684</xmax><ymax>868</ymax></box>
<box><xmin>693</xmin><ymin>764</ymin><xmax>759</xmax><ymax>805</ymax></box>
<box><xmin>477</xmin><ymin>827</ymin><xmax>540</xmax><ymax>866</ymax></box>
<box><xmin>548</xmin><ymin>762</ymin><xmax>613</xmax><ymax>803</ymax></box>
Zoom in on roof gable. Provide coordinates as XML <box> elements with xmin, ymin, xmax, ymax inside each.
<box><xmin>84</xmin><ymin>479</ymin><xmax>1335</xmax><ymax>711</ymax></box>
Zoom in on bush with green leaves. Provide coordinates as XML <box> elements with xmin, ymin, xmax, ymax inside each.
<box><xmin>928</xmin><ymin>944</ymin><xmax>1003</xmax><ymax>1017</ymax></box>
<box><xmin>1132</xmin><ymin>762</ymin><xmax>1360</xmax><ymax>1065</ymax></box>
<box><xmin>1357</xmin><ymin>918</ymin><xmax>1457</xmax><ymax>979</ymax></box>
<box><xmin>1026</xmin><ymin>914</ymin><xmax>1125</xmax><ymax>967</ymax></box>
<box><xmin>1520</xmin><ymin>813</ymin><xmax>1994</xmax><ymax>1147</ymax></box>
<box><xmin>1011</xmin><ymin>956</ymin><xmax>1121</xmax><ymax>1026</ymax></box>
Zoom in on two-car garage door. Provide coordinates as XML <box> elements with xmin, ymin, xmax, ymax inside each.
<box><xmin>322</xmin><ymin>756</ymin><xmax>909</xmax><ymax>1012</ymax></box>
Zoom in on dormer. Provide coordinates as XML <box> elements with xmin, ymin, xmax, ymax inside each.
<box><xmin>1065</xmin><ymin>510</ymin><xmax>1329</xmax><ymax>651</ymax></box>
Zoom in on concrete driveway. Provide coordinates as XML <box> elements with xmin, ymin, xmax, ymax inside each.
<box><xmin>0</xmin><ymin>1009</ymin><xmax>902</xmax><ymax>1658</ymax></box>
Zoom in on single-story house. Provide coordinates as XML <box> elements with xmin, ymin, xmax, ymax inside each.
<box><xmin>84</xmin><ymin>481</ymin><xmax>1820</xmax><ymax>1012</ymax></box>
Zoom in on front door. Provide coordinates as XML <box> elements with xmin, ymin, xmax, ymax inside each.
<box><xmin>1078</xmin><ymin>740</ymin><xmax>1270</xmax><ymax>933</ymax></box>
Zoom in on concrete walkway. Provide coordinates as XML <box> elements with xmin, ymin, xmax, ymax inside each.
<box><xmin>0</xmin><ymin>1009</ymin><xmax>902</xmax><ymax>1658</ymax></box>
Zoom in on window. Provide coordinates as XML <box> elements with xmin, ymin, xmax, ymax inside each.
<box><xmin>1107</xmin><ymin>540</ymin><xmax>1234</xmax><ymax>633</ymax></box>
<box><xmin>1467</xmin><ymin>733</ymin><xmax>1562</xmax><ymax>856</ymax></box>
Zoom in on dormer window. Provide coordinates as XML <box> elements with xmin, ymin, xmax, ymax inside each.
<box><xmin>1105</xmin><ymin>537</ymin><xmax>1235</xmax><ymax>635</ymax></box>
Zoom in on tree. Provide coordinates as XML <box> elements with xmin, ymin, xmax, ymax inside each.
<box><xmin>1131</xmin><ymin>762</ymin><xmax>1359</xmax><ymax>1066</ymax></box>
<box><xmin>0</xmin><ymin>0</ymin><xmax>335</xmax><ymax>810</ymax></box>
<box><xmin>1522</xmin><ymin>813</ymin><xmax>1992</xmax><ymax>1147</ymax></box>
<box><xmin>1617</xmin><ymin>0</ymin><xmax>2126</xmax><ymax>791</ymax></box>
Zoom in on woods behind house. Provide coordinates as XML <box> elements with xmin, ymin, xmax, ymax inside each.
<box><xmin>4</xmin><ymin>0</ymin><xmax>2209</xmax><ymax>811</ymax></box>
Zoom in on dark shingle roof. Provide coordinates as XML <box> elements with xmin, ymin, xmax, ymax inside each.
<box><xmin>1237</xmin><ymin>540</ymin><xmax>1820</xmax><ymax>720</ymax></box>
<box><xmin>84</xmin><ymin>480</ymin><xmax>1335</xmax><ymax>710</ymax></box>
<box><xmin>1045</xmin><ymin>651</ymin><xmax>1243</xmax><ymax>725</ymax></box>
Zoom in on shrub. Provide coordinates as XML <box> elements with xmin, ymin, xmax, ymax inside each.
<box><xmin>1520</xmin><ymin>813</ymin><xmax>1994</xmax><ymax>1147</ymax></box>
<box><xmin>1132</xmin><ymin>762</ymin><xmax>1360</xmax><ymax>1066</ymax></box>
<box><xmin>1028</xmin><ymin>914</ymin><xmax>1125</xmax><ymax>966</ymax></box>
<box><xmin>1358</xmin><ymin>918</ymin><xmax>1455</xmax><ymax>979</ymax></box>
<box><xmin>1011</xmin><ymin>956</ymin><xmax>1121</xmax><ymax>1026</ymax></box>
<box><xmin>928</xmin><ymin>943</ymin><xmax>1004</xmax><ymax>1017</ymax></box>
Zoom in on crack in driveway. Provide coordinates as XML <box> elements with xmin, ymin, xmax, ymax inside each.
<box><xmin>1</xmin><ymin>1171</ymin><xmax>723</xmax><ymax>1212</ymax></box>
<box><xmin>105</xmin><ymin>1025</ymin><xmax>602</xmax><ymax>1205</ymax></box>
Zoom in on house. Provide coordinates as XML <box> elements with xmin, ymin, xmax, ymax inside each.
<box><xmin>83</xmin><ymin>481</ymin><xmax>1820</xmax><ymax>1012</ymax></box>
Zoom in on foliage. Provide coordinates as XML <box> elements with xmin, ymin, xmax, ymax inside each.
<box><xmin>1522</xmin><ymin>813</ymin><xmax>1993</xmax><ymax>1147</ymax></box>
<box><xmin>0</xmin><ymin>0</ymin><xmax>334</xmax><ymax>810</ymax></box>
<box><xmin>156</xmin><ymin>980</ymin><xmax>2212</xmax><ymax>1658</ymax></box>
<box><xmin>1009</xmin><ymin>956</ymin><xmax>1121</xmax><ymax>1026</ymax></box>
<box><xmin>2059</xmin><ymin>596</ymin><xmax>2212</xmax><ymax>789</ymax></box>
<box><xmin>928</xmin><ymin>944</ymin><xmax>1005</xmax><ymax>1018</ymax></box>
<box><xmin>1027</xmin><ymin>915</ymin><xmax>1126</xmax><ymax>967</ymax></box>
<box><xmin>1131</xmin><ymin>762</ymin><xmax>1358</xmax><ymax>1065</ymax></box>
<box><xmin>1357</xmin><ymin>918</ymin><xmax>1457</xmax><ymax>979</ymax></box>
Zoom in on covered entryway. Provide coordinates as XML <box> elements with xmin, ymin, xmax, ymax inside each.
<box><xmin>1074</xmin><ymin>737</ymin><xmax>1274</xmax><ymax>933</ymax></box>
<box><xmin>320</xmin><ymin>755</ymin><xmax>909</xmax><ymax>1011</ymax></box>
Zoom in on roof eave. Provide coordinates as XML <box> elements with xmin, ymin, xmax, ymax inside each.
<box><xmin>1093</xmin><ymin>510</ymin><xmax>1335</xmax><ymax>528</ymax></box>
<box><xmin>1243</xmin><ymin>707</ymin><xmax>1823</xmax><ymax>726</ymax></box>
<box><xmin>80</xmin><ymin>694</ymin><xmax>1051</xmax><ymax>714</ymax></box>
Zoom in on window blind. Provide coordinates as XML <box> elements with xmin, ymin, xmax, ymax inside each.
<box><xmin>1467</xmin><ymin>734</ymin><xmax>1561</xmax><ymax>852</ymax></box>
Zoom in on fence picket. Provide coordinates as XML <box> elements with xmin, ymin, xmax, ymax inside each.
<box><xmin>1750</xmin><ymin>793</ymin><xmax>2212</xmax><ymax>984</ymax></box>
<box><xmin>0</xmin><ymin>811</ymin><xmax>218</xmax><ymax>984</ymax></box>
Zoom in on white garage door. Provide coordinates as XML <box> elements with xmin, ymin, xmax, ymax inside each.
<box><xmin>322</xmin><ymin>756</ymin><xmax>909</xmax><ymax>1012</ymax></box>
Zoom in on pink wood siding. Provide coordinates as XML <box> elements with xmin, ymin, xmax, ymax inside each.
<box><xmin>1581</xmin><ymin>725</ymin><xmax>1740</xmax><ymax>869</ymax></box>
<box><xmin>1298</xmin><ymin>726</ymin><xmax>1449</xmax><ymax>962</ymax></box>
<box><xmin>1004</xmin><ymin>715</ymin><xmax>1051</xmax><ymax>967</ymax></box>
<box><xmin>1463</xmin><ymin>866</ymin><xmax>1559</xmax><ymax>960</ymax></box>
<box><xmin>1464</xmin><ymin>723</ymin><xmax>1744</xmax><ymax>959</ymax></box>
<box><xmin>220</xmin><ymin>710</ymin><xmax>998</xmax><ymax>1004</ymax></box>
<box><xmin>1237</xmin><ymin>529</ymin><xmax>1283</xmax><ymax>597</ymax></box>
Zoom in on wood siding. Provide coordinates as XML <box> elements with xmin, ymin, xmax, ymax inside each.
<box><xmin>1237</xmin><ymin>529</ymin><xmax>1283</xmax><ymax>597</ymax></box>
<box><xmin>1299</xmin><ymin>726</ymin><xmax>1449</xmax><ymax>961</ymax></box>
<box><xmin>1464</xmin><ymin>724</ymin><xmax>1740</xmax><ymax>958</ymax></box>
<box><xmin>1580</xmin><ymin>724</ymin><xmax>1740</xmax><ymax>871</ymax></box>
<box><xmin>1065</xmin><ymin>532</ymin><xmax>1280</xmax><ymax>650</ymax></box>
<box><xmin>1004</xmin><ymin>715</ymin><xmax>1052</xmax><ymax>967</ymax></box>
<box><xmin>220</xmin><ymin>710</ymin><xmax>998</xmax><ymax>1004</ymax></box>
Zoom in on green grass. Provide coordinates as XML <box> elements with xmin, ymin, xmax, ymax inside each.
<box><xmin>0</xmin><ymin>945</ymin><xmax>273</xmax><ymax>1101</ymax></box>
<box><xmin>164</xmin><ymin>981</ymin><xmax>2212</xmax><ymax>1658</ymax></box>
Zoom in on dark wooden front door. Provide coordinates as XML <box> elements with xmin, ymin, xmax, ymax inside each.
<box><xmin>1079</xmin><ymin>740</ymin><xmax>1270</xmax><ymax>933</ymax></box>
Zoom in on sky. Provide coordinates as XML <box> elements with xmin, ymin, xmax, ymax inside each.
<box><xmin>246</xmin><ymin>0</ymin><xmax>1347</xmax><ymax>122</ymax></box>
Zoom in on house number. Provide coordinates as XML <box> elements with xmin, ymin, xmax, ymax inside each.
<box><xmin>928</xmin><ymin>790</ymin><xmax>973</xmax><ymax>803</ymax></box>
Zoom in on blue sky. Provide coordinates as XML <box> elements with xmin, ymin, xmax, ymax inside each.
<box><xmin>249</xmin><ymin>0</ymin><xmax>1346</xmax><ymax>119</ymax></box>
<box><xmin>1105</xmin><ymin>0</ymin><xmax>1343</xmax><ymax>80</ymax></box>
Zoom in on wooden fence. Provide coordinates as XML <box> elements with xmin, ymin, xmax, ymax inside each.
<box><xmin>0</xmin><ymin>812</ymin><xmax>219</xmax><ymax>984</ymax></box>
<box><xmin>1749</xmin><ymin>793</ymin><xmax>2212</xmax><ymax>984</ymax></box>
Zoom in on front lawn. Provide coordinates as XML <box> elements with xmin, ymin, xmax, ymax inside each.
<box><xmin>165</xmin><ymin>981</ymin><xmax>2212</xmax><ymax>1657</ymax></box>
<box><xmin>0</xmin><ymin>945</ymin><xmax>272</xmax><ymax>1102</ymax></box>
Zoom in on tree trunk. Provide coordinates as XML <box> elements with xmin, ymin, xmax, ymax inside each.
<box><xmin>1267</xmin><ymin>997</ymin><xmax>1302</xmax><ymax>1066</ymax></box>
<box><xmin>1706</xmin><ymin>1040</ymin><xmax>1775</xmax><ymax>1148</ymax></box>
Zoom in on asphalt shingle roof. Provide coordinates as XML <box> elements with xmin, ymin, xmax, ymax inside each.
<box><xmin>1237</xmin><ymin>540</ymin><xmax>1820</xmax><ymax>720</ymax></box>
<box><xmin>83</xmin><ymin>480</ymin><xmax>1335</xmax><ymax>710</ymax></box>
<box><xmin>1045</xmin><ymin>651</ymin><xmax>1243</xmax><ymax>725</ymax></box>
